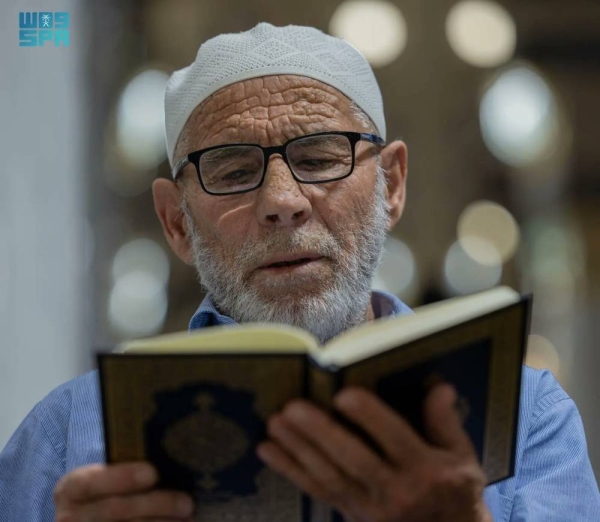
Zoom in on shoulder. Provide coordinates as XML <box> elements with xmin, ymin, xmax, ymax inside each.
<box><xmin>26</xmin><ymin>370</ymin><xmax>102</xmax><ymax>459</ymax></box>
<box><xmin>515</xmin><ymin>366</ymin><xmax>597</xmax><ymax>485</ymax></box>
<box><xmin>510</xmin><ymin>368</ymin><xmax>600</xmax><ymax>518</ymax></box>
<box><xmin>518</xmin><ymin>365</ymin><xmax>570</xmax><ymax>427</ymax></box>
<box><xmin>35</xmin><ymin>370</ymin><xmax>101</xmax><ymax>423</ymax></box>
<box><xmin>487</xmin><ymin>366</ymin><xmax>598</xmax><ymax>509</ymax></box>
<box><xmin>0</xmin><ymin>371</ymin><xmax>102</xmax><ymax>518</ymax></box>
<box><xmin>515</xmin><ymin>365</ymin><xmax>575</xmax><ymax>454</ymax></box>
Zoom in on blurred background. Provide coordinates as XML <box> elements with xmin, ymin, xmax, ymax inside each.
<box><xmin>1</xmin><ymin>0</ymin><xmax>599</xmax><ymax>479</ymax></box>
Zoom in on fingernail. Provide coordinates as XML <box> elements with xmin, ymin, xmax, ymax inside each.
<box><xmin>134</xmin><ymin>464</ymin><xmax>157</xmax><ymax>485</ymax></box>
<box><xmin>177</xmin><ymin>494</ymin><xmax>194</xmax><ymax>517</ymax></box>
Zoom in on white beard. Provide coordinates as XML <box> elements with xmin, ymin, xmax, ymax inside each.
<box><xmin>181</xmin><ymin>167</ymin><xmax>390</xmax><ymax>344</ymax></box>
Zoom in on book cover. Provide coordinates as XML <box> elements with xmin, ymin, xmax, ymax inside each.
<box><xmin>99</xmin><ymin>353</ymin><xmax>312</xmax><ymax>522</ymax></box>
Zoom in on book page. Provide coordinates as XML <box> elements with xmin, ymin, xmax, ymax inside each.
<box><xmin>121</xmin><ymin>323</ymin><xmax>318</xmax><ymax>354</ymax></box>
<box><xmin>314</xmin><ymin>286</ymin><xmax>520</xmax><ymax>367</ymax></box>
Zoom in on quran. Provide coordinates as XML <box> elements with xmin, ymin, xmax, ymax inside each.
<box><xmin>98</xmin><ymin>286</ymin><xmax>531</xmax><ymax>522</ymax></box>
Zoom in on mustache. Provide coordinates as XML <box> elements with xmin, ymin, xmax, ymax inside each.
<box><xmin>222</xmin><ymin>227</ymin><xmax>342</xmax><ymax>270</ymax></box>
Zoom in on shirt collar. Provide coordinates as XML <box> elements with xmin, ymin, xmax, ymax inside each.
<box><xmin>188</xmin><ymin>290</ymin><xmax>413</xmax><ymax>331</ymax></box>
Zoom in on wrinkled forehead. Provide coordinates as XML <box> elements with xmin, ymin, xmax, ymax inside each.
<box><xmin>177</xmin><ymin>75</ymin><xmax>356</xmax><ymax>152</ymax></box>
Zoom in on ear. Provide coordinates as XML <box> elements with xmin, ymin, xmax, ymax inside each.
<box><xmin>152</xmin><ymin>178</ymin><xmax>194</xmax><ymax>265</ymax></box>
<box><xmin>380</xmin><ymin>140</ymin><xmax>408</xmax><ymax>230</ymax></box>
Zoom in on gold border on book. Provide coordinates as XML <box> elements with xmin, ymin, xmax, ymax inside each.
<box><xmin>484</xmin><ymin>304</ymin><xmax>524</xmax><ymax>482</ymax></box>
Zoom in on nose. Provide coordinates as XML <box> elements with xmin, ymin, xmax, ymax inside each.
<box><xmin>256</xmin><ymin>155</ymin><xmax>312</xmax><ymax>228</ymax></box>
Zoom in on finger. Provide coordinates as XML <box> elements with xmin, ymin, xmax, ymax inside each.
<box><xmin>333</xmin><ymin>388</ymin><xmax>427</xmax><ymax>466</ymax></box>
<box><xmin>85</xmin><ymin>489</ymin><xmax>194</xmax><ymax>521</ymax></box>
<box><xmin>257</xmin><ymin>440</ymin><xmax>371</xmax><ymax>520</ymax></box>
<box><xmin>257</xmin><ymin>440</ymin><xmax>337</xmax><ymax>502</ymax></box>
<box><xmin>267</xmin><ymin>414</ymin><xmax>369</xmax><ymax>501</ymax></box>
<box><xmin>54</xmin><ymin>462</ymin><xmax>158</xmax><ymax>504</ymax></box>
<box><xmin>423</xmin><ymin>383</ymin><xmax>476</xmax><ymax>457</ymax></box>
<box><xmin>279</xmin><ymin>400</ymin><xmax>393</xmax><ymax>487</ymax></box>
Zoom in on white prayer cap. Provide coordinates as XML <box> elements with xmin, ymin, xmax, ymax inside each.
<box><xmin>164</xmin><ymin>22</ymin><xmax>386</xmax><ymax>169</ymax></box>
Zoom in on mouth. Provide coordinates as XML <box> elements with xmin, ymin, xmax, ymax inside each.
<box><xmin>258</xmin><ymin>253</ymin><xmax>325</xmax><ymax>272</ymax></box>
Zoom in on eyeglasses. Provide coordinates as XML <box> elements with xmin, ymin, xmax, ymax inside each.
<box><xmin>172</xmin><ymin>131</ymin><xmax>385</xmax><ymax>196</ymax></box>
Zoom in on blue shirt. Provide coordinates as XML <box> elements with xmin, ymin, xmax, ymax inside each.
<box><xmin>1</xmin><ymin>290</ymin><xmax>599</xmax><ymax>521</ymax></box>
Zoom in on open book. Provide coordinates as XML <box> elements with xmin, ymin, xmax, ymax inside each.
<box><xmin>98</xmin><ymin>286</ymin><xmax>531</xmax><ymax>522</ymax></box>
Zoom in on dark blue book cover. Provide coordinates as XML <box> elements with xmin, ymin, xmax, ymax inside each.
<box><xmin>99</xmin><ymin>353</ymin><xmax>312</xmax><ymax>521</ymax></box>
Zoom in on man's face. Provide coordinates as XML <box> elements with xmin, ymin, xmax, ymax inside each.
<box><xmin>154</xmin><ymin>75</ymin><xmax>407</xmax><ymax>342</ymax></box>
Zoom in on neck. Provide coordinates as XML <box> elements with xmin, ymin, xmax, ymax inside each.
<box><xmin>365</xmin><ymin>301</ymin><xmax>375</xmax><ymax>322</ymax></box>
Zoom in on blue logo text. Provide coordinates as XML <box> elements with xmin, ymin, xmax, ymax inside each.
<box><xmin>19</xmin><ymin>12</ymin><xmax>70</xmax><ymax>47</ymax></box>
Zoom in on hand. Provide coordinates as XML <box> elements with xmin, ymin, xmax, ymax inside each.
<box><xmin>257</xmin><ymin>383</ymin><xmax>492</xmax><ymax>522</ymax></box>
<box><xmin>54</xmin><ymin>461</ymin><xmax>195</xmax><ymax>521</ymax></box>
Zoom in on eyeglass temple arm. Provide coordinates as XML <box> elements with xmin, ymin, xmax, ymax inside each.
<box><xmin>360</xmin><ymin>133</ymin><xmax>386</xmax><ymax>147</ymax></box>
<box><xmin>172</xmin><ymin>157</ymin><xmax>190</xmax><ymax>180</ymax></box>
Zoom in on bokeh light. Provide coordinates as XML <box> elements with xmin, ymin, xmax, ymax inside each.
<box><xmin>108</xmin><ymin>271</ymin><xmax>168</xmax><ymax>338</ymax></box>
<box><xmin>116</xmin><ymin>69</ymin><xmax>169</xmax><ymax>170</ymax></box>
<box><xmin>522</xmin><ymin>217</ymin><xmax>586</xmax><ymax>316</ymax></box>
<box><xmin>112</xmin><ymin>238</ymin><xmax>170</xmax><ymax>287</ymax></box>
<box><xmin>480</xmin><ymin>65</ymin><xmax>560</xmax><ymax>168</ymax></box>
<box><xmin>372</xmin><ymin>237</ymin><xmax>418</xmax><ymax>300</ymax></box>
<box><xmin>458</xmin><ymin>200</ymin><xmax>520</xmax><ymax>266</ymax></box>
<box><xmin>446</xmin><ymin>0</ymin><xmax>516</xmax><ymax>68</ymax></box>
<box><xmin>109</xmin><ymin>238</ymin><xmax>171</xmax><ymax>338</ymax></box>
<box><xmin>443</xmin><ymin>241</ymin><xmax>502</xmax><ymax>295</ymax></box>
<box><xmin>525</xmin><ymin>334</ymin><xmax>560</xmax><ymax>378</ymax></box>
<box><xmin>329</xmin><ymin>0</ymin><xmax>408</xmax><ymax>68</ymax></box>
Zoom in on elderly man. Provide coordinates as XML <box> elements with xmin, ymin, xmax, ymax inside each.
<box><xmin>1</xmin><ymin>23</ymin><xmax>599</xmax><ymax>522</ymax></box>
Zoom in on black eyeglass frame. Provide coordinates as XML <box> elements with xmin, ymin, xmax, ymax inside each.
<box><xmin>172</xmin><ymin>131</ymin><xmax>386</xmax><ymax>196</ymax></box>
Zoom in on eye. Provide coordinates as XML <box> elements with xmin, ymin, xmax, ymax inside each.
<box><xmin>297</xmin><ymin>159</ymin><xmax>336</xmax><ymax>168</ymax></box>
<box><xmin>222</xmin><ymin>170</ymin><xmax>252</xmax><ymax>181</ymax></box>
